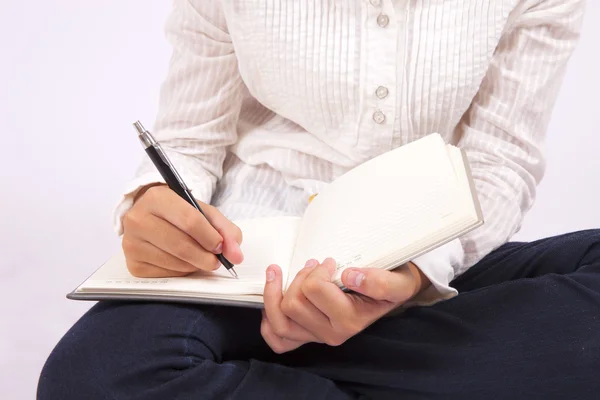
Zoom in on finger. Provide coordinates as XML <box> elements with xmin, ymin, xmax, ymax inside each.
<box><xmin>260</xmin><ymin>311</ymin><xmax>306</xmax><ymax>354</ymax></box>
<box><xmin>128</xmin><ymin>213</ymin><xmax>220</xmax><ymax>272</ymax></box>
<box><xmin>136</xmin><ymin>185</ymin><xmax>225</xmax><ymax>255</ymax></box>
<box><xmin>122</xmin><ymin>238</ymin><xmax>198</xmax><ymax>273</ymax></box>
<box><xmin>300</xmin><ymin>258</ymin><xmax>356</xmax><ymax>323</ymax></box>
<box><xmin>221</xmin><ymin>234</ymin><xmax>244</xmax><ymax>265</ymax></box>
<box><xmin>263</xmin><ymin>264</ymin><xmax>319</xmax><ymax>342</ymax></box>
<box><xmin>341</xmin><ymin>263</ymin><xmax>420</xmax><ymax>303</ymax></box>
<box><xmin>125</xmin><ymin>260</ymin><xmax>189</xmax><ymax>278</ymax></box>
<box><xmin>203</xmin><ymin>204</ymin><xmax>244</xmax><ymax>264</ymax></box>
<box><xmin>281</xmin><ymin>260</ymin><xmax>333</xmax><ymax>340</ymax></box>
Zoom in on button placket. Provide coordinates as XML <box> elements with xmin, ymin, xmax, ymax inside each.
<box><xmin>359</xmin><ymin>0</ymin><xmax>397</xmax><ymax>152</ymax></box>
<box><xmin>375</xmin><ymin>4</ymin><xmax>390</xmax><ymax>131</ymax></box>
<box><xmin>369</xmin><ymin>0</ymin><xmax>397</xmax><ymax>152</ymax></box>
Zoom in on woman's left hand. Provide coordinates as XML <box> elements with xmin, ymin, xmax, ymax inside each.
<box><xmin>261</xmin><ymin>258</ymin><xmax>429</xmax><ymax>354</ymax></box>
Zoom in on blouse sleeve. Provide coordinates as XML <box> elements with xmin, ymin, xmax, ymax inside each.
<box><xmin>408</xmin><ymin>0</ymin><xmax>585</xmax><ymax>306</ymax></box>
<box><xmin>114</xmin><ymin>0</ymin><xmax>244</xmax><ymax>234</ymax></box>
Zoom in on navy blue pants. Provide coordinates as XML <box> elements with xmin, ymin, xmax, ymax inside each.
<box><xmin>38</xmin><ymin>230</ymin><xmax>600</xmax><ymax>399</ymax></box>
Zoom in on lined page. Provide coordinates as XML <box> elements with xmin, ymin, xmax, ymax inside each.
<box><xmin>289</xmin><ymin>134</ymin><xmax>466</xmax><ymax>281</ymax></box>
<box><xmin>78</xmin><ymin>217</ymin><xmax>301</xmax><ymax>296</ymax></box>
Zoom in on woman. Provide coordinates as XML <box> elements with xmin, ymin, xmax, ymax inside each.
<box><xmin>39</xmin><ymin>1</ymin><xmax>598</xmax><ymax>399</ymax></box>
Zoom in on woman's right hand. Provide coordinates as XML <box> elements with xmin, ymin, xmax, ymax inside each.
<box><xmin>121</xmin><ymin>184</ymin><xmax>244</xmax><ymax>278</ymax></box>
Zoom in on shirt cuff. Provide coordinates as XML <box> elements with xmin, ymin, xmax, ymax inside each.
<box><xmin>402</xmin><ymin>238</ymin><xmax>464</xmax><ymax>308</ymax></box>
<box><xmin>113</xmin><ymin>150</ymin><xmax>216</xmax><ymax>236</ymax></box>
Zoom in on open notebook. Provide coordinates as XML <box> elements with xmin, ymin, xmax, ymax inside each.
<box><xmin>68</xmin><ymin>133</ymin><xmax>484</xmax><ymax>308</ymax></box>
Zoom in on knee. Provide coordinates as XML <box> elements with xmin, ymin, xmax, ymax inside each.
<box><xmin>37</xmin><ymin>302</ymin><xmax>217</xmax><ymax>399</ymax></box>
<box><xmin>37</xmin><ymin>329</ymin><xmax>100</xmax><ymax>399</ymax></box>
<box><xmin>37</xmin><ymin>303</ymin><xmax>131</xmax><ymax>399</ymax></box>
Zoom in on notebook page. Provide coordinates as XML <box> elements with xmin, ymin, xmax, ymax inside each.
<box><xmin>325</xmin><ymin>147</ymin><xmax>484</xmax><ymax>283</ymax></box>
<box><xmin>288</xmin><ymin>134</ymin><xmax>463</xmax><ymax>281</ymax></box>
<box><xmin>77</xmin><ymin>217</ymin><xmax>301</xmax><ymax>296</ymax></box>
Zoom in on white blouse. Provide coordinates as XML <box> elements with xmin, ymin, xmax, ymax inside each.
<box><xmin>115</xmin><ymin>0</ymin><xmax>585</xmax><ymax>305</ymax></box>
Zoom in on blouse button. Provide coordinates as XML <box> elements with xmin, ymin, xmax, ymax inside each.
<box><xmin>376</xmin><ymin>86</ymin><xmax>389</xmax><ymax>99</ymax></box>
<box><xmin>377</xmin><ymin>14</ymin><xmax>390</xmax><ymax>28</ymax></box>
<box><xmin>373</xmin><ymin>110</ymin><xmax>386</xmax><ymax>124</ymax></box>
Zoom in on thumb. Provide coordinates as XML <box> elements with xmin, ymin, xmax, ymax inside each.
<box><xmin>341</xmin><ymin>264</ymin><xmax>420</xmax><ymax>304</ymax></box>
<box><xmin>264</xmin><ymin>264</ymin><xmax>283</xmax><ymax>300</ymax></box>
<box><xmin>203</xmin><ymin>205</ymin><xmax>244</xmax><ymax>264</ymax></box>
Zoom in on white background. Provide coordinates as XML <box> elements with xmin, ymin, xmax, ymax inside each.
<box><xmin>1</xmin><ymin>1</ymin><xmax>598</xmax><ymax>399</ymax></box>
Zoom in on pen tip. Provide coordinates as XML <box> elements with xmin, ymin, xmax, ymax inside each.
<box><xmin>228</xmin><ymin>268</ymin><xmax>239</xmax><ymax>279</ymax></box>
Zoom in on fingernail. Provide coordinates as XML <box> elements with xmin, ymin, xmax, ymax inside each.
<box><xmin>347</xmin><ymin>270</ymin><xmax>365</xmax><ymax>287</ymax></box>
<box><xmin>213</xmin><ymin>242</ymin><xmax>223</xmax><ymax>254</ymax></box>
<box><xmin>266</xmin><ymin>268</ymin><xmax>275</xmax><ymax>282</ymax></box>
<box><xmin>323</xmin><ymin>258</ymin><xmax>337</xmax><ymax>274</ymax></box>
<box><xmin>304</xmin><ymin>259</ymin><xmax>318</xmax><ymax>268</ymax></box>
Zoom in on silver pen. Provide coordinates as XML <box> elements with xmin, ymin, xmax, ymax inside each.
<box><xmin>133</xmin><ymin>121</ymin><xmax>238</xmax><ymax>279</ymax></box>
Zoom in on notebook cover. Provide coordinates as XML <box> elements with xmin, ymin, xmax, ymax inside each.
<box><xmin>67</xmin><ymin>290</ymin><xmax>265</xmax><ymax>309</ymax></box>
